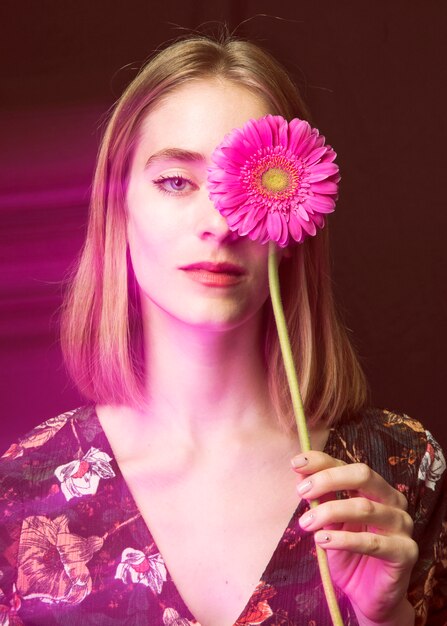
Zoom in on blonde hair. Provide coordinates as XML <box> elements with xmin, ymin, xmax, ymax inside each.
<box><xmin>61</xmin><ymin>34</ymin><xmax>368</xmax><ymax>429</ymax></box>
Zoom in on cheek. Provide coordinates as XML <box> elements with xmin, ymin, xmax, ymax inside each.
<box><xmin>253</xmin><ymin>273</ymin><xmax>270</xmax><ymax>309</ymax></box>
<box><xmin>127</xmin><ymin>215</ymin><xmax>160</xmax><ymax>285</ymax></box>
<box><xmin>244</xmin><ymin>255</ymin><xmax>270</xmax><ymax>309</ymax></box>
<box><xmin>127</xmin><ymin>216</ymin><xmax>148</xmax><ymax>267</ymax></box>
<box><xmin>126</xmin><ymin>190</ymin><xmax>182</xmax><ymax>258</ymax></box>
<box><xmin>248</xmin><ymin>247</ymin><xmax>270</xmax><ymax>287</ymax></box>
<box><xmin>127</xmin><ymin>212</ymin><xmax>182</xmax><ymax>300</ymax></box>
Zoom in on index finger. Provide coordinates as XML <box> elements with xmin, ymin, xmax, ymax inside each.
<box><xmin>292</xmin><ymin>451</ymin><xmax>407</xmax><ymax>510</ymax></box>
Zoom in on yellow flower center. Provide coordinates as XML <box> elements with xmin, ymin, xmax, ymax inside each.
<box><xmin>261</xmin><ymin>167</ymin><xmax>290</xmax><ymax>193</ymax></box>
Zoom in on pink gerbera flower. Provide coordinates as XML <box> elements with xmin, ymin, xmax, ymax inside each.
<box><xmin>207</xmin><ymin>114</ymin><xmax>340</xmax><ymax>247</ymax></box>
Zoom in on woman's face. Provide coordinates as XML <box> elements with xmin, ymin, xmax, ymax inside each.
<box><xmin>126</xmin><ymin>79</ymin><xmax>272</xmax><ymax>331</ymax></box>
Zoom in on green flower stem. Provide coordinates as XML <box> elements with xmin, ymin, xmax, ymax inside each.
<box><xmin>268</xmin><ymin>242</ymin><xmax>344</xmax><ymax>626</ymax></box>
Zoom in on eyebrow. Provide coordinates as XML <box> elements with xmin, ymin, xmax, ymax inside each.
<box><xmin>145</xmin><ymin>148</ymin><xmax>206</xmax><ymax>168</ymax></box>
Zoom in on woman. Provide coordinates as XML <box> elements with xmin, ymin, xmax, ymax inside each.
<box><xmin>0</xmin><ymin>35</ymin><xmax>445</xmax><ymax>626</ymax></box>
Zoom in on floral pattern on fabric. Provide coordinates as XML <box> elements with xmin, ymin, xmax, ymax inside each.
<box><xmin>418</xmin><ymin>431</ymin><xmax>446</xmax><ymax>491</ymax></box>
<box><xmin>0</xmin><ymin>587</ymin><xmax>23</xmax><ymax>625</ymax></box>
<box><xmin>16</xmin><ymin>515</ymin><xmax>103</xmax><ymax>605</ymax></box>
<box><xmin>0</xmin><ymin>405</ymin><xmax>445</xmax><ymax>625</ymax></box>
<box><xmin>54</xmin><ymin>447</ymin><xmax>115</xmax><ymax>501</ymax></box>
<box><xmin>2</xmin><ymin>413</ymin><xmax>75</xmax><ymax>461</ymax></box>
<box><xmin>162</xmin><ymin>607</ymin><xmax>195</xmax><ymax>625</ymax></box>
<box><xmin>115</xmin><ymin>548</ymin><xmax>167</xmax><ymax>593</ymax></box>
<box><xmin>234</xmin><ymin>582</ymin><xmax>275</xmax><ymax>625</ymax></box>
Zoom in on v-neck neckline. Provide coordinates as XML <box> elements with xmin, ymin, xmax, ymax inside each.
<box><xmin>88</xmin><ymin>405</ymin><xmax>337</xmax><ymax>626</ymax></box>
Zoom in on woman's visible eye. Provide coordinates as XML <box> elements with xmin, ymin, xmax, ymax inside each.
<box><xmin>152</xmin><ymin>174</ymin><xmax>198</xmax><ymax>196</ymax></box>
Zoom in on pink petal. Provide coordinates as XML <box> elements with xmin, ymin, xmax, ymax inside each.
<box><xmin>332</xmin><ymin>173</ymin><xmax>341</xmax><ymax>184</ymax></box>
<box><xmin>225</xmin><ymin>213</ymin><xmax>244</xmax><ymax>228</ymax></box>
<box><xmin>269</xmin><ymin>116</ymin><xmax>283</xmax><ymax>145</ymax></box>
<box><xmin>288</xmin><ymin>119</ymin><xmax>311</xmax><ymax>153</ymax></box>
<box><xmin>228</xmin><ymin>200</ymin><xmax>252</xmax><ymax>217</ymax></box>
<box><xmin>243</xmin><ymin>119</ymin><xmax>264</xmax><ymax>148</ymax></box>
<box><xmin>257</xmin><ymin>117</ymin><xmax>273</xmax><ymax>146</ymax></box>
<box><xmin>249</xmin><ymin>218</ymin><xmax>269</xmax><ymax>242</ymax></box>
<box><xmin>288</xmin><ymin>214</ymin><xmax>304</xmax><ymax>243</ymax></box>
<box><xmin>298</xmin><ymin>131</ymin><xmax>319</xmax><ymax>158</ymax></box>
<box><xmin>310</xmin><ymin>180</ymin><xmax>339</xmax><ymax>195</ymax></box>
<box><xmin>207</xmin><ymin>169</ymin><xmax>235</xmax><ymax>183</ymax></box>
<box><xmin>212</xmin><ymin>180</ymin><xmax>246</xmax><ymax>193</ymax></box>
<box><xmin>214</xmin><ymin>190</ymin><xmax>248</xmax><ymax>209</ymax></box>
<box><xmin>220</xmin><ymin>145</ymin><xmax>250</xmax><ymax>165</ymax></box>
<box><xmin>227</xmin><ymin>197</ymin><xmax>252</xmax><ymax>214</ymax></box>
<box><xmin>277</xmin><ymin>118</ymin><xmax>289</xmax><ymax>149</ymax></box>
<box><xmin>226</xmin><ymin>207</ymin><xmax>250</xmax><ymax>228</ymax></box>
<box><xmin>311</xmin><ymin>213</ymin><xmax>326</xmax><ymax>228</ymax></box>
<box><xmin>214</xmin><ymin>160</ymin><xmax>244</xmax><ymax>176</ymax></box>
<box><xmin>277</xmin><ymin>213</ymin><xmax>289</xmax><ymax>247</ymax></box>
<box><xmin>251</xmin><ymin>202</ymin><xmax>269</xmax><ymax>223</ymax></box>
<box><xmin>311</xmin><ymin>134</ymin><xmax>325</xmax><ymax>151</ymax></box>
<box><xmin>297</xmin><ymin>204</ymin><xmax>311</xmax><ymax>221</ymax></box>
<box><xmin>306</xmin><ymin>195</ymin><xmax>336</xmax><ymax>213</ymax></box>
<box><xmin>257</xmin><ymin>230</ymin><xmax>270</xmax><ymax>245</ymax></box>
<box><xmin>324</xmin><ymin>147</ymin><xmax>338</xmax><ymax>163</ymax></box>
<box><xmin>305</xmin><ymin>146</ymin><xmax>329</xmax><ymax>166</ymax></box>
<box><xmin>308</xmin><ymin>162</ymin><xmax>339</xmax><ymax>182</ymax></box>
<box><xmin>266</xmin><ymin>211</ymin><xmax>283</xmax><ymax>242</ymax></box>
<box><xmin>239</xmin><ymin>203</ymin><xmax>267</xmax><ymax>236</ymax></box>
<box><xmin>301</xmin><ymin>218</ymin><xmax>317</xmax><ymax>236</ymax></box>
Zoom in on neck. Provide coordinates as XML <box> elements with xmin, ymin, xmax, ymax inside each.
<box><xmin>140</xmin><ymin>302</ymin><xmax>274</xmax><ymax>442</ymax></box>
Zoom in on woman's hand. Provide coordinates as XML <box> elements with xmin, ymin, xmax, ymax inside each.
<box><xmin>292</xmin><ymin>451</ymin><xmax>418</xmax><ymax>626</ymax></box>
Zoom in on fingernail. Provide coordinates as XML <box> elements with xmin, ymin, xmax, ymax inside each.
<box><xmin>297</xmin><ymin>480</ymin><xmax>312</xmax><ymax>495</ymax></box>
<box><xmin>291</xmin><ymin>455</ymin><xmax>309</xmax><ymax>469</ymax></box>
<box><xmin>315</xmin><ymin>532</ymin><xmax>331</xmax><ymax>544</ymax></box>
<box><xmin>299</xmin><ymin>512</ymin><xmax>314</xmax><ymax>528</ymax></box>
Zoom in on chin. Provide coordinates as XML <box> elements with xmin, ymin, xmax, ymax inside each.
<box><xmin>179</xmin><ymin>305</ymin><xmax>265</xmax><ymax>333</ymax></box>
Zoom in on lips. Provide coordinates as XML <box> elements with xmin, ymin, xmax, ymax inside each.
<box><xmin>179</xmin><ymin>261</ymin><xmax>247</xmax><ymax>287</ymax></box>
<box><xmin>179</xmin><ymin>261</ymin><xmax>246</xmax><ymax>275</ymax></box>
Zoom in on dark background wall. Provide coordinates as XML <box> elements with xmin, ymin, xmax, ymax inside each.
<box><xmin>1</xmin><ymin>1</ymin><xmax>446</xmax><ymax>451</ymax></box>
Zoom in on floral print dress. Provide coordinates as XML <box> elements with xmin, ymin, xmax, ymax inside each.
<box><xmin>0</xmin><ymin>406</ymin><xmax>446</xmax><ymax>626</ymax></box>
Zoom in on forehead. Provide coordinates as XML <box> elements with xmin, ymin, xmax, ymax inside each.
<box><xmin>135</xmin><ymin>79</ymin><xmax>271</xmax><ymax>163</ymax></box>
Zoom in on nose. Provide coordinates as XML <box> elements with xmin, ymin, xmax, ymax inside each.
<box><xmin>197</xmin><ymin>189</ymin><xmax>237</xmax><ymax>243</ymax></box>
